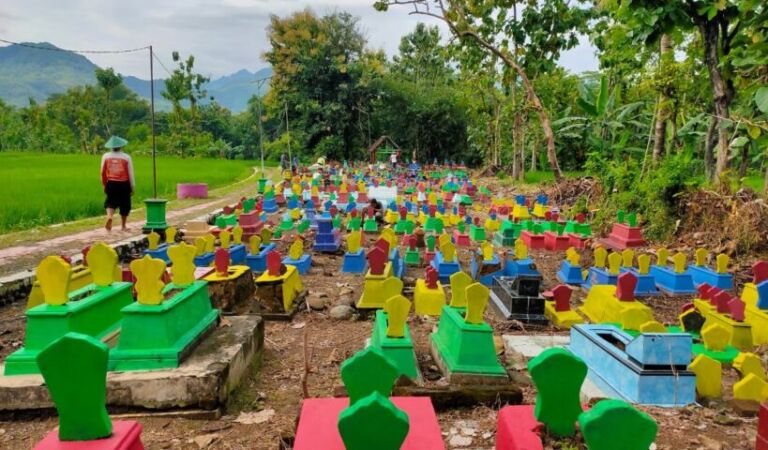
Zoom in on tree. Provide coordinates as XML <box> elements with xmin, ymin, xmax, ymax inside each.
<box><xmin>376</xmin><ymin>0</ymin><xmax>591</xmax><ymax>182</ymax></box>
<box><xmin>162</xmin><ymin>52</ymin><xmax>210</xmax><ymax>157</ymax></box>
<box><xmin>392</xmin><ymin>23</ymin><xmax>452</xmax><ymax>84</ymax></box>
<box><xmin>95</xmin><ymin>67</ymin><xmax>123</xmax><ymax>134</ymax></box>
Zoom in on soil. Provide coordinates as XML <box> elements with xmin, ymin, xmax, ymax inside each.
<box><xmin>0</xmin><ymin>175</ymin><xmax>764</xmax><ymax>450</ymax></box>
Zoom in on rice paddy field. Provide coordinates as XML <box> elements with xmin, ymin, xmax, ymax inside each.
<box><xmin>0</xmin><ymin>152</ymin><xmax>256</xmax><ymax>233</ymax></box>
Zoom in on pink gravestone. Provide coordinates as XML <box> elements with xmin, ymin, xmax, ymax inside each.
<box><xmin>615</xmin><ymin>272</ymin><xmax>637</xmax><ymax>302</ymax></box>
<box><xmin>729</xmin><ymin>297</ymin><xmax>746</xmax><ymax>322</ymax></box>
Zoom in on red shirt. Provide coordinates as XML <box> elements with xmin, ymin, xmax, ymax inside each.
<box><xmin>100</xmin><ymin>151</ymin><xmax>135</xmax><ymax>188</ymax></box>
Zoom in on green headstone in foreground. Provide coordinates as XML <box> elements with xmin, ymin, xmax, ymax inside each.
<box><xmin>340</xmin><ymin>347</ymin><xmax>400</xmax><ymax>405</ymax></box>
<box><xmin>338</xmin><ymin>392</ymin><xmax>409</xmax><ymax>450</ymax></box>
<box><xmin>37</xmin><ymin>332</ymin><xmax>112</xmax><ymax>441</ymax></box>
<box><xmin>578</xmin><ymin>399</ymin><xmax>657</xmax><ymax>450</ymax></box>
<box><xmin>529</xmin><ymin>347</ymin><xmax>587</xmax><ymax>437</ymax></box>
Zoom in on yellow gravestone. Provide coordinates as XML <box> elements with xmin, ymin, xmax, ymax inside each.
<box><xmin>438</xmin><ymin>233</ymin><xmax>451</xmax><ymax>249</ymax></box>
<box><xmin>566</xmin><ymin>247</ymin><xmax>580</xmax><ymax>266</ymax></box>
<box><xmin>261</xmin><ymin>228</ymin><xmax>273</xmax><ymax>243</ymax></box>
<box><xmin>311</xmin><ymin>185</ymin><xmax>319</xmax><ymax>197</ymax></box>
<box><xmin>637</xmin><ymin>254</ymin><xmax>651</xmax><ymax>275</ymax></box>
<box><xmin>289</xmin><ymin>239</ymin><xmax>304</xmax><ymax>261</ymax></box>
<box><xmin>672</xmin><ymin>252</ymin><xmax>687</xmax><ymax>274</ymax></box>
<box><xmin>86</xmin><ymin>242</ymin><xmax>118</xmax><ymax>287</ymax></box>
<box><xmin>166</xmin><ymin>226</ymin><xmax>177</xmax><ymax>244</ymax></box>
<box><xmin>130</xmin><ymin>255</ymin><xmax>166</xmax><ymax>306</ymax></box>
<box><xmin>232</xmin><ymin>226</ymin><xmax>243</xmax><ymax>245</ymax></box>
<box><xmin>381</xmin><ymin>228</ymin><xmax>398</xmax><ymax>252</ymax></box>
<box><xmin>593</xmin><ymin>247</ymin><xmax>607</xmax><ymax>269</ymax></box>
<box><xmin>701</xmin><ymin>323</ymin><xmax>731</xmax><ymax>352</ymax></box>
<box><xmin>514</xmin><ymin>239</ymin><xmax>528</xmax><ymax>260</ymax></box>
<box><xmin>695</xmin><ymin>248</ymin><xmax>708</xmax><ymax>267</ymax></box>
<box><xmin>449</xmin><ymin>271</ymin><xmax>473</xmax><ymax>308</ymax></box>
<box><xmin>290</xmin><ymin>208</ymin><xmax>302</xmax><ymax>220</ymax></box>
<box><xmin>656</xmin><ymin>248</ymin><xmax>669</xmax><ymax>266</ymax></box>
<box><xmin>249</xmin><ymin>235</ymin><xmax>262</xmax><ymax>255</ymax></box>
<box><xmin>607</xmin><ymin>252</ymin><xmax>622</xmax><ymax>275</ymax></box>
<box><xmin>481</xmin><ymin>242</ymin><xmax>494</xmax><ymax>262</ymax></box>
<box><xmin>37</xmin><ymin>256</ymin><xmax>72</xmax><ymax>306</ymax></box>
<box><xmin>734</xmin><ymin>352</ymin><xmax>766</xmax><ymax>381</ymax></box>
<box><xmin>639</xmin><ymin>321</ymin><xmax>666</xmax><ymax>333</ymax></box>
<box><xmin>203</xmin><ymin>234</ymin><xmax>215</xmax><ymax>253</ymax></box>
<box><xmin>339</xmin><ymin>183</ymin><xmax>348</xmax><ymax>194</ymax></box>
<box><xmin>147</xmin><ymin>231</ymin><xmax>161</xmax><ymax>251</ymax></box>
<box><xmin>220</xmin><ymin>230</ymin><xmax>232</xmax><ymax>249</ymax></box>
<box><xmin>621</xmin><ymin>249</ymin><xmax>634</xmax><ymax>268</ymax></box>
<box><xmin>385</xmin><ymin>295</ymin><xmax>411</xmax><ymax>338</ymax></box>
<box><xmin>428</xmin><ymin>192</ymin><xmax>437</xmax><ymax>205</ymax></box>
<box><xmin>733</xmin><ymin>373</ymin><xmax>768</xmax><ymax>402</ymax></box>
<box><xmin>689</xmin><ymin>354</ymin><xmax>722</xmax><ymax>398</ymax></box>
<box><xmin>716</xmin><ymin>254</ymin><xmax>729</xmax><ymax>274</ymax></box>
<box><xmin>464</xmin><ymin>283</ymin><xmax>490</xmax><ymax>325</ymax></box>
<box><xmin>292</xmin><ymin>183</ymin><xmax>301</xmax><ymax>196</ymax></box>
<box><xmin>194</xmin><ymin>237</ymin><xmax>206</xmax><ymax>256</ymax></box>
<box><xmin>358</xmin><ymin>181</ymin><xmax>366</xmax><ymax>193</ymax></box>
<box><xmin>347</xmin><ymin>231</ymin><xmax>362</xmax><ymax>254</ymax></box>
<box><xmin>168</xmin><ymin>242</ymin><xmax>197</xmax><ymax>286</ymax></box>
<box><xmin>440</xmin><ymin>241</ymin><xmax>456</xmax><ymax>263</ymax></box>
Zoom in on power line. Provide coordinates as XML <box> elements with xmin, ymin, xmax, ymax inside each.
<box><xmin>152</xmin><ymin>53</ymin><xmax>174</xmax><ymax>78</ymax></box>
<box><xmin>0</xmin><ymin>37</ymin><xmax>149</xmax><ymax>54</ymax></box>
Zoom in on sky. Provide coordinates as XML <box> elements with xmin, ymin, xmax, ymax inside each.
<box><xmin>0</xmin><ymin>0</ymin><xmax>599</xmax><ymax>79</ymax></box>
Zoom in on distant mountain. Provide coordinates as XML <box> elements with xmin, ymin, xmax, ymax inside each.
<box><xmin>0</xmin><ymin>42</ymin><xmax>271</xmax><ymax>113</ymax></box>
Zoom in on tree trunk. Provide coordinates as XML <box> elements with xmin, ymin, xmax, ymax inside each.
<box><xmin>704</xmin><ymin>114</ymin><xmax>717</xmax><ymax>178</ymax></box>
<box><xmin>652</xmin><ymin>34</ymin><xmax>672</xmax><ymax>162</ymax></box>
<box><xmin>701</xmin><ymin>21</ymin><xmax>730</xmax><ymax>181</ymax></box>
<box><xmin>738</xmin><ymin>144</ymin><xmax>749</xmax><ymax>178</ymax></box>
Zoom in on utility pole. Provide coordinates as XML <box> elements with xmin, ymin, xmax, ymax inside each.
<box><xmin>150</xmin><ymin>45</ymin><xmax>157</xmax><ymax>198</ymax></box>
<box><xmin>285</xmin><ymin>103</ymin><xmax>292</xmax><ymax>170</ymax></box>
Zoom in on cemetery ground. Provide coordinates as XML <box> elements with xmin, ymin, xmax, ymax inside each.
<box><xmin>0</xmin><ymin>176</ymin><xmax>765</xmax><ymax>449</ymax></box>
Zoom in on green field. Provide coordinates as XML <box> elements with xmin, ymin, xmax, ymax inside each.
<box><xmin>0</xmin><ymin>152</ymin><xmax>256</xmax><ymax>233</ymax></box>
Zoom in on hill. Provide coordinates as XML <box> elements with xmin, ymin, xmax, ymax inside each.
<box><xmin>0</xmin><ymin>42</ymin><xmax>271</xmax><ymax>112</ymax></box>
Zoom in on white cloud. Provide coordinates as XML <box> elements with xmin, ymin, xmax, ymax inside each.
<box><xmin>0</xmin><ymin>0</ymin><xmax>598</xmax><ymax>78</ymax></box>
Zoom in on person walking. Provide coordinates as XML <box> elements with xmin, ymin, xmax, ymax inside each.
<box><xmin>100</xmin><ymin>136</ymin><xmax>135</xmax><ymax>232</ymax></box>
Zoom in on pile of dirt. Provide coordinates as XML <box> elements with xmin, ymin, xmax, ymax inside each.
<box><xmin>675</xmin><ymin>187</ymin><xmax>768</xmax><ymax>257</ymax></box>
<box><xmin>545</xmin><ymin>177</ymin><xmax>602</xmax><ymax>212</ymax></box>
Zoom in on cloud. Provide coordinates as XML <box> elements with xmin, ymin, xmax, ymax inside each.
<box><xmin>0</xmin><ymin>0</ymin><xmax>597</xmax><ymax>78</ymax></box>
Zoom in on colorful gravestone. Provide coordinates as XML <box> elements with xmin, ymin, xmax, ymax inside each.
<box><xmin>142</xmin><ymin>227</ymin><xmax>177</xmax><ymax>264</ymax></box>
<box><xmin>470</xmin><ymin>242</ymin><xmax>503</xmax><ymax>286</ymax></box>
<box><xmin>543</xmin><ymin>285</ymin><xmax>584</xmax><ymax>329</ymax></box>
<box><xmin>183</xmin><ymin>220</ymin><xmax>210</xmax><ymax>242</ymax></box>
<box><xmin>599</xmin><ymin>210</ymin><xmax>647</xmax><ymax>250</ymax></box>
<box><xmin>370</xmin><ymin>295</ymin><xmax>420</xmax><ymax>380</ymax></box>
<box><xmin>202</xmin><ymin>247</ymin><xmax>254</xmax><ymax>313</ymax></box>
<box><xmin>244</xmin><ymin>234</ymin><xmax>277</xmax><ymax>273</ymax></box>
<box><xmin>469</xmin><ymin>217</ymin><xmax>486</xmax><ymax>242</ymax></box>
<box><xmin>255</xmin><ymin>250</ymin><xmax>305</xmax><ymax>318</ymax></box>
<box><xmin>503</xmin><ymin>239</ymin><xmax>540</xmax><ymax>278</ymax></box>
<box><xmin>109</xmin><ymin>253</ymin><xmax>219</xmax><ymax>370</ymax></box>
<box><xmin>403</xmin><ymin>235</ymin><xmax>421</xmax><ymax>266</ymax></box>
<box><xmin>430</xmin><ymin>240</ymin><xmax>461</xmax><ymax>283</ymax></box>
<box><xmin>220</xmin><ymin>228</ymin><xmax>247</xmax><ymax>264</ymax></box>
<box><xmin>582</xmin><ymin>249</ymin><xmax>622</xmax><ymax>291</ymax></box>
<box><xmin>413</xmin><ymin>266</ymin><xmax>446</xmax><ymax>316</ymax></box>
<box><xmin>34</xmin><ymin>333</ymin><xmax>144</xmax><ymax>449</ymax></box>
<box><xmin>492</xmin><ymin>221</ymin><xmax>518</xmax><ymax>248</ymax></box>
<box><xmin>313</xmin><ymin>216</ymin><xmax>341</xmax><ymax>252</ymax></box>
<box><xmin>193</xmin><ymin>234</ymin><xmax>216</xmax><ymax>267</ymax></box>
<box><xmin>689</xmin><ymin>353</ymin><xmax>722</xmax><ymax>398</ymax></box>
<box><xmin>282</xmin><ymin>238</ymin><xmax>312</xmax><ymax>274</ymax></box>
<box><xmin>520</xmin><ymin>222</ymin><xmax>546</xmax><ymax>250</ymax></box>
<box><xmin>357</xmin><ymin>247</ymin><xmax>403</xmax><ymax>309</ymax></box>
<box><xmin>687</xmin><ymin>248</ymin><xmax>734</xmax><ymax>290</ymax></box>
<box><xmin>489</xmin><ymin>271</ymin><xmax>548</xmax><ymax>325</ymax></box>
<box><xmin>26</xmin><ymin>252</ymin><xmax>117</xmax><ymax>310</ymax></box>
<box><xmin>580</xmin><ymin>272</ymin><xmax>661</xmax><ymax>332</ymax></box>
<box><xmin>431</xmin><ymin>283</ymin><xmax>508</xmax><ymax>382</ymax></box>
<box><xmin>452</xmin><ymin>220</ymin><xmax>470</xmax><ymax>247</ymax></box>
<box><xmin>692</xmin><ymin>284</ymin><xmax>753</xmax><ymax>350</ymax></box>
<box><xmin>341</xmin><ymin>230</ymin><xmax>367</xmax><ymax>273</ymax></box>
<box><xmin>363</xmin><ymin>207</ymin><xmax>379</xmax><ymax>233</ymax></box>
<box><xmin>556</xmin><ymin>247</ymin><xmax>584</xmax><ymax>285</ymax></box>
<box><xmin>569</xmin><ymin>324</ymin><xmax>695</xmax><ymax>406</ymax></box>
<box><xmin>293</xmin><ymin>347</ymin><xmax>443</xmax><ymax>450</ymax></box>
<box><xmin>5</xmin><ymin>247</ymin><xmax>133</xmax><ymax>375</ymax></box>
<box><xmin>578</xmin><ymin>399</ymin><xmax>657</xmax><ymax>450</ymax></box>
<box><xmin>621</xmin><ymin>252</ymin><xmax>660</xmax><ymax>296</ymax></box>
<box><xmin>650</xmin><ymin>250</ymin><xmax>697</xmax><ymax>295</ymax></box>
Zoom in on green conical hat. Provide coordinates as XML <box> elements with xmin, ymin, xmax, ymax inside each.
<box><xmin>104</xmin><ymin>136</ymin><xmax>128</xmax><ymax>149</ymax></box>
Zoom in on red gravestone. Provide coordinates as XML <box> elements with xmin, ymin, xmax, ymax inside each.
<box><xmin>615</xmin><ymin>272</ymin><xmax>637</xmax><ymax>302</ymax></box>
<box><xmin>698</xmin><ymin>283</ymin><xmax>713</xmax><ymax>301</ymax></box>
<box><xmin>729</xmin><ymin>297</ymin><xmax>746</xmax><ymax>322</ymax></box>
<box><xmin>330</xmin><ymin>205</ymin><xmax>338</xmax><ymax>217</ymax></box>
<box><xmin>214</xmin><ymin>247</ymin><xmax>230</xmax><ymax>275</ymax></box>
<box><xmin>400</xmin><ymin>206</ymin><xmax>408</xmax><ymax>220</ymax></box>
<box><xmin>409</xmin><ymin>235</ymin><xmax>417</xmax><ymax>251</ymax></box>
<box><xmin>544</xmin><ymin>211</ymin><xmax>552</xmax><ymax>221</ymax></box>
<box><xmin>223</xmin><ymin>205</ymin><xmax>233</xmax><ymax>215</ymax></box>
<box><xmin>458</xmin><ymin>206</ymin><xmax>466</xmax><ymax>217</ymax></box>
<box><xmin>368</xmin><ymin>247</ymin><xmax>387</xmax><ymax>275</ymax></box>
<box><xmin>714</xmin><ymin>290</ymin><xmax>731</xmax><ymax>314</ymax></box>
<box><xmin>267</xmin><ymin>250</ymin><xmax>282</xmax><ymax>277</ymax></box>
<box><xmin>473</xmin><ymin>216</ymin><xmax>480</xmax><ymax>227</ymax></box>
<box><xmin>575</xmin><ymin>213</ymin><xmax>585</xmax><ymax>223</ymax></box>
<box><xmin>551</xmin><ymin>212</ymin><xmax>560</xmax><ymax>222</ymax></box>
<box><xmin>754</xmin><ymin>261</ymin><xmax>768</xmax><ymax>284</ymax></box>
<box><xmin>81</xmin><ymin>246</ymin><xmax>91</xmax><ymax>267</ymax></box>
<box><xmin>386</xmin><ymin>180</ymin><xmax>392</xmax><ymax>187</ymax></box>
<box><xmin>425</xmin><ymin>266</ymin><xmax>439</xmax><ymax>289</ymax></box>
<box><xmin>368</xmin><ymin>208</ymin><xmax>374</xmax><ymax>218</ymax></box>
<box><xmin>499</xmin><ymin>206</ymin><xmax>510</xmax><ymax>217</ymax></box>
<box><xmin>550</xmin><ymin>285</ymin><xmax>572</xmax><ymax>312</ymax></box>
<box><xmin>428</xmin><ymin>205</ymin><xmax>436</xmax><ymax>217</ymax></box>
<box><xmin>350</xmin><ymin>209</ymin><xmax>358</xmax><ymax>218</ymax></box>
<box><xmin>374</xmin><ymin>238</ymin><xmax>390</xmax><ymax>255</ymax></box>
<box><xmin>59</xmin><ymin>254</ymin><xmax>72</xmax><ymax>265</ymax></box>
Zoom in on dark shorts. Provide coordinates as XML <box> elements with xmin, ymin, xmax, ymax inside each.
<box><xmin>104</xmin><ymin>181</ymin><xmax>132</xmax><ymax>216</ymax></box>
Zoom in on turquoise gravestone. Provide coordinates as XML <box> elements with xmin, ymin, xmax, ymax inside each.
<box><xmin>37</xmin><ymin>332</ymin><xmax>112</xmax><ymax>441</ymax></box>
<box><xmin>529</xmin><ymin>347</ymin><xmax>587</xmax><ymax>437</ymax></box>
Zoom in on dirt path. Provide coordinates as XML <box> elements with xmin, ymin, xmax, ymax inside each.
<box><xmin>0</xmin><ymin>171</ymin><xmax>267</xmax><ymax>277</ymax></box>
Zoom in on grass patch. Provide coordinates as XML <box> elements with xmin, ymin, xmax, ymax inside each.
<box><xmin>0</xmin><ymin>152</ymin><xmax>259</xmax><ymax>233</ymax></box>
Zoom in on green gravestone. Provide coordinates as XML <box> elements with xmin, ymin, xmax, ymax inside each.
<box><xmin>578</xmin><ymin>399</ymin><xmax>657</xmax><ymax>450</ymax></box>
<box><xmin>340</xmin><ymin>347</ymin><xmax>400</xmax><ymax>404</ymax></box>
<box><xmin>37</xmin><ymin>332</ymin><xmax>112</xmax><ymax>441</ymax></box>
<box><xmin>426</xmin><ymin>235</ymin><xmax>436</xmax><ymax>252</ymax></box>
<box><xmin>338</xmin><ymin>392</ymin><xmax>409</xmax><ymax>450</ymax></box>
<box><xmin>297</xmin><ymin>219</ymin><xmax>310</xmax><ymax>234</ymax></box>
<box><xmin>616</xmin><ymin>210</ymin><xmax>626</xmax><ymax>224</ymax></box>
<box><xmin>529</xmin><ymin>348</ymin><xmax>587</xmax><ymax>437</ymax></box>
<box><xmin>627</xmin><ymin>212</ymin><xmax>638</xmax><ymax>227</ymax></box>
